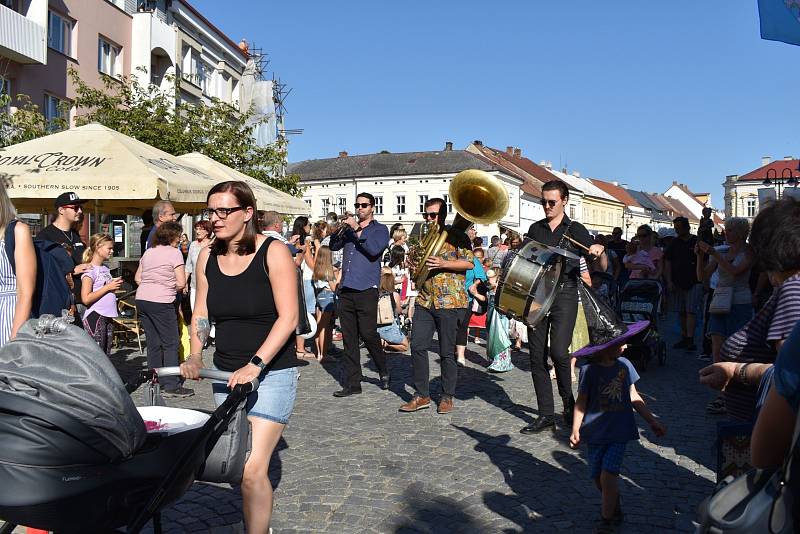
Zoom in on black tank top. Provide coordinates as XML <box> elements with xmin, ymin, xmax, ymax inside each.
<box><xmin>206</xmin><ymin>238</ymin><xmax>299</xmax><ymax>372</ymax></box>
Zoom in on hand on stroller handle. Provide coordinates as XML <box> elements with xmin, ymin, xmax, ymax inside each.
<box><xmin>153</xmin><ymin>366</ymin><xmax>260</xmax><ymax>392</ymax></box>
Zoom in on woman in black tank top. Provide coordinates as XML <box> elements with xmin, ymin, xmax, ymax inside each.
<box><xmin>180</xmin><ymin>181</ymin><xmax>299</xmax><ymax>532</ymax></box>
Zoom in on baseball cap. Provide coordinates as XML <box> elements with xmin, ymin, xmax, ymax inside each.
<box><xmin>54</xmin><ymin>192</ymin><xmax>88</xmax><ymax>208</ymax></box>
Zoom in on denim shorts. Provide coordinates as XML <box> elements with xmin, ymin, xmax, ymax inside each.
<box><xmin>316</xmin><ymin>289</ymin><xmax>336</xmax><ymax>312</ymax></box>
<box><xmin>212</xmin><ymin>365</ymin><xmax>299</xmax><ymax>425</ymax></box>
<box><xmin>378</xmin><ymin>320</ymin><xmax>406</xmax><ymax>344</ymax></box>
<box><xmin>587</xmin><ymin>442</ymin><xmax>627</xmax><ymax>479</ymax></box>
<box><xmin>708</xmin><ymin>303</ymin><xmax>753</xmax><ymax>337</ymax></box>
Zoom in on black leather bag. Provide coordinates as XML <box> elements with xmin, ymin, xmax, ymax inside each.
<box><xmin>296</xmin><ymin>268</ymin><xmax>311</xmax><ymax>336</ymax></box>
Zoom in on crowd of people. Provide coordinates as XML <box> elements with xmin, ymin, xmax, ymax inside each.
<box><xmin>0</xmin><ymin>176</ymin><xmax>797</xmax><ymax>533</ymax></box>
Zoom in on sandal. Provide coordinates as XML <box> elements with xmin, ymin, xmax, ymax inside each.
<box><xmin>296</xmin><ymin>351</ymin><xmax>316</xmax><ymax>360</ymax></box>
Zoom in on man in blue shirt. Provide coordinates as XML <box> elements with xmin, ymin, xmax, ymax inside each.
<box><xmin>329</xmin><ymin>193</ymin><xmax>390</xmax><ymax>397</ymax></box>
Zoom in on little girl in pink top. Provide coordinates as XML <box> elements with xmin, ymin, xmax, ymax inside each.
<box><xmin>81</xmin><ymin>233</ymin><xmax>123</xmax><ymax>354</ymax></box>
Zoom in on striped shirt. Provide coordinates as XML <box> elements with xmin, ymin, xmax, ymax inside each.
<box><xmin>721</xmin><ymin>273</ymin><xmax>800</xmax><ymax>420</ymax></box>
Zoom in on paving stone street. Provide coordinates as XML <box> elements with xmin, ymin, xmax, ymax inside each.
<box><xmin>2</xmin><ymin>315</ymin><xmax>719</xmax><ymax>533</ymax></box>
<box><xmin>119</xmin><ymin>312</ymin><xmax>719</xmax><ymax>534</ymax></box>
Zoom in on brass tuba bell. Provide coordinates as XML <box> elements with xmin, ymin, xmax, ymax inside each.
<box><xmin>412</xmin><ymin>169</ymin><xmax>509</xmax><ymax>288</ymax></box>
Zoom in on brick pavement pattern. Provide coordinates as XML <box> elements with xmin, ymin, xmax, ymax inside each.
<box><xmin>2</xmin><ymin>315</ymin><xmax>719</xmax><ymax>533</ymax></box>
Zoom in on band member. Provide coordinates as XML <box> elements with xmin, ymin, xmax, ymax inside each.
<box><xmin>400</xmin><ymin>198</ymin><xmax>473</xmax><ymax>414</ymax></box>
<box><xmin>329</xmin><ymin>193</ymin><xmax>391</xmax><ymax>397</ymax></box>
<box><xmin>521</xmin><ymin>180</ymin><xmax>604</xmax><ymax>433</ymax></box>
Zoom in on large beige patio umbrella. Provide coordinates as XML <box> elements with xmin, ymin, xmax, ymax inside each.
<box><xmin>177</xmin><ymin>152</ymin><xmax>310</xmax><ymax>215</ymax></box>
<box><xmin>0</xmin><ymin>123</ymin><xmax>220</xmax><ymax>214</ymax></box>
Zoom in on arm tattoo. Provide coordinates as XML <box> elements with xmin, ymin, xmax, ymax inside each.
<box><xmin>194</xmin><ymin>316</ymin><xmax>211</xmax><ymax>345</ymax></box>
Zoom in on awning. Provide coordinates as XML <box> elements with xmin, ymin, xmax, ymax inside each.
<box><xmin>176</xmin><ymin>152</ymin><xmax>309</xmax><ymax>216</ymax></box>
<box><xmin>0</xmin><ymin>123</ymin><xmax>226</xmax><ymax>214</ymax></box>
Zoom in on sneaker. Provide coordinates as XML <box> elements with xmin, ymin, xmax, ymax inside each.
<box><xmin>163</xmin><ymin>386</ymin><xmax>194</xmax><ymax>398</ymax></box>
<box><xmin>672</xmin><ymin>338</ymin><xmax>689</xmax><ymax>349</ymax></box>
<box><xmin>473</xmin><ymin>337</ymin><xmax>484</xmax><ymax>345</ymax></box>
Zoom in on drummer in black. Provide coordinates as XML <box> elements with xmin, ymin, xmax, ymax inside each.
<box><xmin>521</xmin><ymin>180</ymin><xmax>605</xmax><ymax>434</ymax></box>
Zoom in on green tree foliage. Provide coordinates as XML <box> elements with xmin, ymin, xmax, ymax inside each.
<box><xmin>68</xmin><ymin>67</ymin><xmax>300</xmax><ymax>195</ymax></box>
<box><xmin>0</xmin><ymin>94</ymin><xmax>68</xmax><ymax>148</ymax></box>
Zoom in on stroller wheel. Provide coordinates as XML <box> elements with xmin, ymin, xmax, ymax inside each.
<box><xmin>658</xmin><ymin>340</ymin><xmax>667</xmax><ymax>366</ymax></box>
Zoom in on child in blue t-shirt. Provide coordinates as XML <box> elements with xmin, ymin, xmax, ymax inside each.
<box><xmin>569</xmin><ymin>320</ymin><xmax>666</xmax><ymax>533</ymax></box>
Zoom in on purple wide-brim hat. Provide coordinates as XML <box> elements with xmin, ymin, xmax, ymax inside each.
<box><xmin>571</xmin><ymin>320</ymin><xmax>650</xmax><ymax>359</ymax></box>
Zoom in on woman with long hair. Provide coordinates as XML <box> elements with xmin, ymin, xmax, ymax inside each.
<box><xmin>291</xmin><ymin>215</ymin><xmax>316</xmax><ymax>358</ymax></box>
<box><xmin>0</xmin><ymin>180</ymin><xmax>35</xmax><ymax>345</ymax></box>
<box><xmin>81</xmin><ymin>233</ymin><xmax>122</xmax><ymax>354</ymax></box>
<box><xmin>180</xmin><ymin>181</ymin><xmax>299</xmax><ymax>533</ymax></box>
<box><xmin>312</xmin><ymin>245</ymin><xmax>339</xmax><ymax>360</ymax></box>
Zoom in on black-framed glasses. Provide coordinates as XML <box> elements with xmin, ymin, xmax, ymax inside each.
<box><xmin>540</xmin><ymin>199</ymin><xmax>559</xmax><ymax>207</ymax></box>
<box><xmin>353</xmin><ymin>202</ymin><xmax>371</xmax><ymax>209</ymax></box>
<box><xmin>424</xmin><ymin>211</ymin><xmax>439</xmax><ymax>220</ymax></box>
<box><xmin>201</xmin><ymin>206</ymin><xmax>244</xmax><ymax>219</ymax></box>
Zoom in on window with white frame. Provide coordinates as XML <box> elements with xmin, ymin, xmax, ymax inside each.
<box><xmin>374</xmin><ymin>196</ymin><xmax>383</xmax><ymax>215</ymax></box>
<box><xmin>44</xmin><ymin>94</ymin><xmax>68</xmax><ymax>130</ymax></box>
<box><xmin>304</xmin><ymin>199</ymin><xmax>311</xmax><ymax>211</ymax></box>
<box><xmin>48</xmin><ymin>11</ymin><xmax>72</xmax><ymax>56</ymax></box>
<box><xmin>337</xmin><ymin>196</ymin><xmax>347</xmax><ymax>215</ymax></box>
<box><xmin>746</xmin><ymin>198</ymin><xmax>756</xmax><ymax>218</ymax></box>
<box><xmin>198</xmin><ymin>62</ymin><xmax>212</xmax><ymax>95</ymax></box>
<box><xmin>98</xmin><ymin>37</ymin><xmax>121</xmax><ymax>78</ymax></box>
<box><xmin>443</xmin><ymin>194</ymin><xmax>453</xmax><ymax>214</ymax></box>
<box><xmin>418</xmin><ymin>195</ymin><xmax>429</xmax><ymax>213</ymax></box>
<box><xmin>181</xmin><ymin>45</ymin><xmax>200</xmax><ymax>84</ymax></box>
<box><xmin>396</xmin><ymin>195</ymin><xmax>405</xmax><ymax>214</ymax></box>
<box><xmin>570</xmin><ymin>205</ymin><xmax>576</xmax><ymax>220</ymax></box>
<box><xmin>321</xmin><ymin>197</ymin><xmax>331</xmax><ymax>215</ymax></box>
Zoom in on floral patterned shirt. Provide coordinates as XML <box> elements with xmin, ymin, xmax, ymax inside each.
<box><xmin>417</xmin><ymin>232</ymin><xmax>473</xmax><ymax>310</ymax></box>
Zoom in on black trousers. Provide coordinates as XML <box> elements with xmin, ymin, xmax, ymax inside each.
<box><xmin>137</xmin><ymin>299</ymin><xmax>180</xmax><ymax>391</ymax></box>
<box><xmin>411</xmin><ymin>305</ymin><xmax>462</xmax><ymax>398</ymax></box>
<box><xmin>338</xmin><ymin>287</ymin><xmax>388</xmax><ymax>388</ymax></box>
<box><xmin>527</xmin><ymin>283</ymin><xmax>578</xmax><ymax>417</ymax></box>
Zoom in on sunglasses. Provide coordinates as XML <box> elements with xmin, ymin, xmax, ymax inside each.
<box><xmin>201</xmin><ymin>206</ymin><xmax>244</xmax><ymax>220</ymax></box>
<box><xmin>63</xmin><ymin>204</ymin><xmax>83</xmax><ymax>212</ymax></box>
<box><xmin>354</xmin><ymin>202</ymin><xmax>372</xmax><ymax>209</ymax></box>
<box><xmin>540</xmin><ymin>199</ymin><xmax>559</xmax><ymax>207</ymax></box>
<box><xmin>424</xmin><ymin>212</ymin><xmax>439</xmax><ymax>220</ymax></box>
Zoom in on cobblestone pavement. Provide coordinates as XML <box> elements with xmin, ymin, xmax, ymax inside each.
<box><xmin>3</xmin><ymin>314</ymin><xmax>720</xmax><ymax>533</ymax></box>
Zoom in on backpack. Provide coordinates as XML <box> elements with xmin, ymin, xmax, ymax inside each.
<box><xmin>4</xmin><ymin>220</ymin><xmax>73</xmax><ymax>318</ymax></box>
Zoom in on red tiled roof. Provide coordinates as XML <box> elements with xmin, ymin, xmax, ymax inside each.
<box><xmin>589</xmin><ymin>179</ymin><xmax>641</xmax><ymax>207</ymax></box>
<box><xmin>651</xmin><ymin>194</ymin><xmax>699</xmax><ymax>223</ymax></box>
<box><xmin>469</xmin><ymin>145</ymin><xmax>546</xmax><ymax>197</ymax></box>
<box><xmin>737</xmin><ymin>159</ymin><xmax>800</xmax><ymax>182</ymax></box>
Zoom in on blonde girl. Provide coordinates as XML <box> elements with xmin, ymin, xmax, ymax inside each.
<box><xmin>312</xmin><ymin>245</ymin><xmax>339</xmax><ymax>361</ymax></box>
<box><xmin>377</xmin><ymin>268</ymin><xmax>408</xmax><ymax>352</ymax></box>
<box><xmin>81</xmin><ymin>233</ymin><xmax>123</xmax><ymax>354</ymax></box>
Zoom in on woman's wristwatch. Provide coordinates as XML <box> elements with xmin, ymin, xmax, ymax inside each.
<box><xmin>249</xmin><ymin>355</ymin><xmax>267</xmax><ymax>370</ymax></box>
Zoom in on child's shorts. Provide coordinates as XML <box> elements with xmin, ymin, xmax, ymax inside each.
<box><xmin>587</xmin><ymin>442</ymin><xmax>627</xmax><ymax>479</ymax></box>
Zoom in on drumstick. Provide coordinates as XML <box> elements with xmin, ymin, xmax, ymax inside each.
<box><xmin>563</xmin><ymin>234</ymin><xmax>591</xmax><ymax>253</ymax></box>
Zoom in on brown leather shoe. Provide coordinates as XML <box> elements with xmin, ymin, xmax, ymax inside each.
<box><xmin>437</xmin><ymin>396</ymin><xmax>454</xmax><ymax>414</ymax></box>
<box><xmin>399</xmin><ymin>395</ymin><xmax>431</xmax><ymax>412</ymax></box>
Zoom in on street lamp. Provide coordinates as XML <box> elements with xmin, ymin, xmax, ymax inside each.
<box><xmin>762</xmin><ymin>167</ymin><xmax>799</xmax><ymax>199</ymax></box>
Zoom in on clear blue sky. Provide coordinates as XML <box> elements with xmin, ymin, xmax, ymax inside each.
<box><xmin>193</xmin><ymin>0</ymin><xmax>800</xmax><ymax>208</ymax></box>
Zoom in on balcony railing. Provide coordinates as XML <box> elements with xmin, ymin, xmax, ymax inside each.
<box><xmin>0</xmin><ymin>4</ymin><xmax>46</xmax><ymax>64</ymax></box>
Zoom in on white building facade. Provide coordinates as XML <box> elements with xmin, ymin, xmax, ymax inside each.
<box><xmin>723</xmin><ymin>157</ymin><xmax>800</xmax><ymax>222</ymax></box>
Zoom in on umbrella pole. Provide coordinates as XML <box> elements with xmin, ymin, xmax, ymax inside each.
<box><xmin>94</xmin><ymin>204</ymin><xmax>100</xmax><ymax>233</ymax></box>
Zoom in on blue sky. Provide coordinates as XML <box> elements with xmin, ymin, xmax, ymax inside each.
<box><xmin>193</xmin><ymin>0</ymin><xmax>800</xmax><ymax>207</ymax></box>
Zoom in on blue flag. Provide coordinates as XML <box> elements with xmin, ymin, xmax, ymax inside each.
<box><xmin>759</xmin><ymin>0</ymin><xmax>800</xmax><ymax>46</ymax></box>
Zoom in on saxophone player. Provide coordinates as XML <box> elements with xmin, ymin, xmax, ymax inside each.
<box><xmin>399</xmin><ymin>198</ymin><xmax>474</xmax><ymax>415</ymax></box>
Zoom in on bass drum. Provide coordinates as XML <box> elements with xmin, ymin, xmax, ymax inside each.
<box><xmin>495</xmin><ymin>240</ymin><xmax>563</xmax><ymax>328</ymax></box>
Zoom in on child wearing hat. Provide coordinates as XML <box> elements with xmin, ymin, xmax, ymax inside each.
<box><xmin>569</xmin><ymin>320</ymin><xmax>666</xmax><ymax>533</ymax></box>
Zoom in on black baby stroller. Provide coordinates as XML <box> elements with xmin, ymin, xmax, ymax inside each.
<box><xmin>617</xmin><ymin>279</ymin><xmax>666</xmax><ymax>370</ymax></box>
<box><xmin>0</xmin><ymin>315</ymin><xmax>254</xmax><ymax>534</ymax></box>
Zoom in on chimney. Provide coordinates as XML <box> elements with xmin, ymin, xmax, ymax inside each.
<box><xmin>611</xmin><ymin>180</ymin><xmax>619</xmax><ymax>186</ymax></box>
<box><xmin>513</xmin><ymin>148</ymin><xmax>521</xmax><ymax>158</ymax></box>
<box><xmin>785</xmin><ymin>156</ymin><xmax>794</xmax><ymax>160</ymax></box>
<box><xmin>473</xmin><ymin>139</ymin><xmax>483</xmax><ymax>147</ymax></box>
<box><xmin>762</xmin><ymin>156</ymin><xmax>772</xmax><ymax>167</ymax></box>
<box><xmin>573</xmin><ymin>170</ymin><xmax>581</xmax><ymax>178</ymax></box>
<box><xmin>506</xmin><ymin>146</ymin><xmax>514</xmax><ymax>155</ymax></box>
<box><xmin>444</xmin><ymin>141</ymin><xmax>453</xmax><ymax>151</ymax></box>
<box><xmin>338</xmin><ymin>151</ymin><xmax>348</xmax><ymax>158</ymax></box>
<box><xmin>672</xmin><ymin>180</ymin><xmax>678</xmax><ymax>186</ymax></box>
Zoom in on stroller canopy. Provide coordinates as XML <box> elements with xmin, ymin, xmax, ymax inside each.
<box><xmin>0</xmin><ymin>319</ymin><xmax>145</xmax><ymax>460</ymax></box>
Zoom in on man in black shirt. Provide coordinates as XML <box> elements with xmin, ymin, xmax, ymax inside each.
<box><xmin>607</xmin><ymin>226</ymin><xmax>629</xmax><ymax>283</ymax></box>
<box><xmin>37</xmin><ymin>192</ymin><xmax>91</xmax><ymax>324</ymax></box>
<box><xmin>522</xmin><ymin>181</ymin><xmax>605</xmax><ymax>434</ymax></box>
<box><xmin>664</xmin><ymin>216</ymin><xmax>701</xmax><ymax>351</ymax></box>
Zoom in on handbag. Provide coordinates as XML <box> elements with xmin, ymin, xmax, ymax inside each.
<box><xmin>695</xmin><ymin>399</ymin><xmax>799</xmax><ymax>533</ymax></box>
<box><xmin>377</xmin><ymin>291</ymin><xmax>395</xmax><ymax>325</ymax></box>
<box><xmin>710</xmin><ymin>286</ymin><xmax>734</xmax><ymax>315</ymax></box>
<box><xmin>197</xmin><ymin>400</ymin><xmax>252</xmax><ymax>484</ymax></box>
